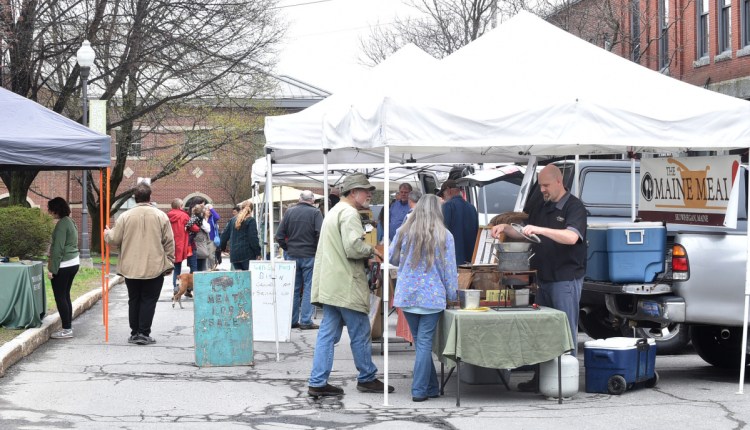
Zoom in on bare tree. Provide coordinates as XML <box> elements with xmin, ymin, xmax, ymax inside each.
<box><xmin>358</xmin><ymin>0</ymin><xmax>498</xmax><ymax>64</ymax></box>
<box><xmin>0</xmin><ymin>0</ymin><xmax>284</xmax><ymax>250</ymax></box>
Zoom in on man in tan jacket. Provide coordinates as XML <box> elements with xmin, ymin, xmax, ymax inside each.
<box><xmin>104</xmin><ymin>182</ymin><xmax>174</xmax><ymax>345</ymax></box>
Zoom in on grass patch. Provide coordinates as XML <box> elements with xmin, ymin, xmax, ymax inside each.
<box><xmin>0</xmin><ymin>267</ymin><xmax>103</xmax><ymax>346</ymax></box>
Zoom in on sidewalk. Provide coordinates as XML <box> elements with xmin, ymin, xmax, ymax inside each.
<box><xmin>4</xmin><ymin>260</ymin><xmax>734</xmax><ymax>429</ymax></box>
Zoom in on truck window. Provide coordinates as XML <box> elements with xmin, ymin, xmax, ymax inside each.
<box><xmin>580</xmin><ymin>171</ymin><xmax>636</xmax><ymax>207</ymax></box>
<box><xmin>475</xmin><ymin>181</ymin><xmax>521</xmax><ymax>214</ymax></box>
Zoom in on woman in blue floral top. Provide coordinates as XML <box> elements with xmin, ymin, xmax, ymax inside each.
<box><xmin>390</xmin><ymin>194</ymin><xmax>458</xmax><ymax>402</ymax></box>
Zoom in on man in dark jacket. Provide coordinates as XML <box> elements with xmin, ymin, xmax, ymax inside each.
<box><xmin>276</xmin><ymin>190</ymin><xmax>324</xmax><ymax>329</ymax></box>
<box><xmin>439</xmin><ymin>179</ymin><xmax>479</xmax><ymax>265</ymax></box>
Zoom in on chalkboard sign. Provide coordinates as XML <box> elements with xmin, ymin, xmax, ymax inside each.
<box><xmin>248</xmin><ymin>261</ymin><xmax>295</xmax><ymax>342</ymax></box>
<box><xmin>193</xmin><ymin>271</ymin><xmax>253</xmax><ymax>367</ymax></box>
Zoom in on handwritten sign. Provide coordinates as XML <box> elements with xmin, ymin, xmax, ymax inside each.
<box><xmin>248</xmin><ymin>261</ymin><xmax>295</xmax><ymax>342</ymax></box>
<box><xmin>193</xmin><ymin>271</ymin><xmax>253</xmax><ymax>367</ymax></box>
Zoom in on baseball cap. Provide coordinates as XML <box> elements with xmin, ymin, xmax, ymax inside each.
<box><xmin>437</xmin><ymin>179</ymin><xmax>458</xmax><ymax>197</ymax></box>
<box><xmin>341</xmin><ymin>173</ymin><xmax>376</xmax><ymax>193</ymax></box>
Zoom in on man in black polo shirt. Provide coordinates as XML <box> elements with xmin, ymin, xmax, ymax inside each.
<box><xmin>491</xmin><ymin>164</ymin><xmax>587</xmax><ymax>391</ymax></box>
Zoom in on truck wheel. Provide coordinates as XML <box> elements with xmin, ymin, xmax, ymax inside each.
<box><xmin>691</xmin><ymin>325</ymin><xmax>748</xmax><ymax>369</ymax></box>
<box><xmin>580</xmin><ymin>309</ymin><xmax>622</xmax><ymax>339</ymax></box>
<box><xmin>645</xmin><ymin>371</ymin><xmax>659</xmax><ymax>388</ymax></box>
<box><xmin>621</xmin><ymin>324</ymin><xmax>690</xmax><ymax>355</ymax></box>
<box><xmin>607</xmin><ymin>375</ymin><xmax>627</xmax><ymax>395</ymax></box>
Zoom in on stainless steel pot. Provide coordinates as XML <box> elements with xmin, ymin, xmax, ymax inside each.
<box><xmin>494</xmin><ymin>243</ymin><xmax>535</xmax><ymax>271</ymax></box>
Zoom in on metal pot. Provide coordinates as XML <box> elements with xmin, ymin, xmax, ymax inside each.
<box><xmin>494</xmin><ymin>243</ymin><xmax>535</xmax><ymax>271</ymax></box>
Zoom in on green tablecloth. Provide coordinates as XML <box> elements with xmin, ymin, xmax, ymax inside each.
<box><xmin>0</xmin><ymin>262</ymin><xmax>47</xmax><ymax>329</ymax></box>
<box><xmin>435</xmin><ymin>307</ymin><xmax>574</xmax><ymax>370</ymax></box>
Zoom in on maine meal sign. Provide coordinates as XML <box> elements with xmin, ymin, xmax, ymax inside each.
<box><xmin>638</xmin><ymin>155</ymin><xmax>741</xmax><ymax>227</ymax></box>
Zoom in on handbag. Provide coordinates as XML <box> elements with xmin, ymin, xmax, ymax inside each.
<box><xmin>213</xmin><ymin>235</ymin><xmax>221</xmax><ymax>247</ymax></box>
<box><xmin>211</xmin><ymin>218</ymin><xmax>221</xmax><ymax>247</ymax></box>
<box><xmin>194</xmin><ymin>230</ymin><xmax>210</xmax><ymax>259</ymax></box>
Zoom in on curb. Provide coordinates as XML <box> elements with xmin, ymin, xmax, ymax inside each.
<box><xmin>0</xmin><ymin>274</ymin><xmax>124</xmax><ymax>377</ymax></box>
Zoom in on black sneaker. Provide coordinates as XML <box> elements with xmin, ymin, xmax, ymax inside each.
<box><xmin>308</xmin><ymin>384</ymin><xmax>344</xmax><ymax>397</ymax></box>
<box><xmin>291</xmin><ymin>323</ymin><xmax>300</xmax><ymax>329</ymax></box>
<box><xmin>133</xmin><ymin>334</ymin><xmax>150</xmax><ymax>345</ymax></box>
<box><xmin>141</xmin><ymin>335</ymin><xmax>156</xmax><ymax>344</ymax></box>
<box><xmin>356</xmin><ymin>379</ymin><xmax>395</xmax><ymax>393</ymax></box>
<box><xmin>127</xmin><ymin>335</ymin><xmax>139</xmax><ymax>344</ymax></box>
<box><xmin>299</xmin><ymin>323</ymin><xmax>319</xmax><ymax>330</ymax></box>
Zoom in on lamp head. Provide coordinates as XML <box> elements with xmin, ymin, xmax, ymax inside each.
<box><xmin>76</xmin><ymin>40</ymin><xmax>96</xmax><ymax>68</ymax></box>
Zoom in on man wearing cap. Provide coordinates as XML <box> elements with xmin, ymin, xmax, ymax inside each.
<box><xmin>307</xmin><ymin>173</ymin><xmax>394</xmax><ymax>398</ymax></box>
<box><xmin>388</xmin><ymin>183</ymin><xmax>413</xmax><ymax>241</ymax></box>
<box><xmin>276</xmin><ymin>190</ymin><xmax>324</xmax><ymax>330</ymax></box>
<box><xmin>439</xmin><ymin>179</ymin><xmax>479</xmax><ymax>265</ymax></box>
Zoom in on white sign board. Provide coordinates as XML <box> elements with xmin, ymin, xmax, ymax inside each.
<box><xmin>247</xmin><ymin>261</ymin><xmax>295</xmax><ymax>342</ymax></box>
<box><xmin>639</xmin><ymin>155</ymin><xmax>741</xmax><ymax>227</ymax></box>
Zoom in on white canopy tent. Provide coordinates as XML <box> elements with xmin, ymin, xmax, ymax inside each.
<box><xmin>323</xmin><ymin>11</ymin><xmax>750</xmax><ymax>156</ymax></box>
<box><xmin>264</xmin><ymin>12</ymin><xmax>750</xmax><ymax>396</ymax></box>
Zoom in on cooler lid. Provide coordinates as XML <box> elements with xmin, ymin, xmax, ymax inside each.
<box><xmin>606</xmin><ymin>222</ymin><xmax>665</xmax><ymax>229</ymax></box>
<box><xmin>587</xmin><ymin>223</ymin><xmax>609</xmax><ymax>229</ymax></box>
<box><xmin>584</xmin><ymin>337</ymin><xmax>656</xmax><ymax>350</ymax></box>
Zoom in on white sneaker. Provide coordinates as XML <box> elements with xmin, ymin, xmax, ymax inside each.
<box><xmin>50</xmin><ymin>328</ymin><xmax>73</xmax><ymax>339</ymax></box>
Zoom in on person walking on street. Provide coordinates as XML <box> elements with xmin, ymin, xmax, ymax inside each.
<box><xmin>167</xmin><ymin>198</ymin><xmax>190</xmax><ymax>294</ymax></box>
<box><xmin>104</xmin><ymin>182</ymin><xmax>175</xmax><ymax>346</ymax></box>
<box><xmin>47</xmin><ymin>197</ymin><xmax>80</xmax><ymax>339</ymax></box>
<box><xmin>307</xmin><ymin>173</ymin><xmax>393</xmax><ymax>398</ymax></box>
<box><xmin>276</xmin><ymin>190</ymin><xmax>323</xmax><ymax>330</ymax></box>
<box><xmin>491</xmin><ymin>164</ymin><xmax>587</xmax><ymax>391</ymax></box>
<box><xmin>391</xmin><ymin>194</ymin><xmax>458</xmax><ymax>402</ymax></box>
<box><xmin>439</xmin><ymin>179</ymin><xmax>478</xmax><ymax>265</ymax></box>
<box><xmin>219</xmin><ymin>200</ymin><xmax>261</xmax><ymax>270</ymax></box>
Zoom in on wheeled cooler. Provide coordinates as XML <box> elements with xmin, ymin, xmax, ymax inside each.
<box><xmin>584</xmin><ymin>337</ymin><xmax>658</xmax><ymax>395</ymax></box>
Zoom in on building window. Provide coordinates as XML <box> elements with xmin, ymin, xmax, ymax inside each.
<box><xmin>659</xmin><ymin>0</ymin><xmax>669</xmax><ymax>69</ymax></box>
<box><xmin>718</xmin><ymin>0</ymin><xmax>732</xmax><ymax>53</ymax></box>
<box><xmin>184</xmin><ymin>129</ymin><xmax>211</xmax><ymax>159</ymax></box>
<box><xmin>742</xmin><ymin>0</ymin><xmax>750</xmax><ymax>47</ymax></box>
<box><xmin>115</xmin><ymin>129</ymin><xmax>142</xmax><ymax>158</ymax></box>
<box><xmin>698</xmin><ymin>0</ymin><xmax>710</xmax><ymax>58</ymax></box>
<box><xmin>631</xmin><ymin>0</ymin><xmax>641</xmax><ymax>62</ymax></box>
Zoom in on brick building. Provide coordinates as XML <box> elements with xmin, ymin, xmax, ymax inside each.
<box><xmin>0</xmin><ymin>75</ymin><xmax>329</xmax><ymax>250</ymax></box>
<box><xmin>548</xmin><ymin>0</ymin><xmax>750</xmax><ymax>100</ymax></box>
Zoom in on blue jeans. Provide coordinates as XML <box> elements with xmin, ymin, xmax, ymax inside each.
<box><xmin>172</xmin><ymin>262</ymin><xmax>183</xmax><ymax>293</ymax></box>
<box><xmin>536</xmin><ymin>278</ymin><xmax>582</xmax><ymax>356</ymax></box>
<box><xmin>187</xmin><ymin>254</ymin><xmax>197</xmax><ymax>273</ymax></box>
<box><xmin>403</xmin><ymin>311</ymin><xmax>441</xmax><ymax>398</ymax></box>
<box><xmin>309</xmin><ymin>305</ymin><xmax>378</xmax><ymax>387</ymax></box>
<box><xmin>288</xmin><ymin>255</ymin><xmax>315</xmax><ymax>326</ymax></box>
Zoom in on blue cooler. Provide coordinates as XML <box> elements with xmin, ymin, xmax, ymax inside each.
<box><xmin>584</xmin><ymin>337</ymin><xmax>658</xmax><ymax>395</ymax></box>
<box><xmin>606</xmin><ymin>222</ymin><xmax>666</xmax><ymax>283</ymax></box>
<box><xmin>585</xmin><ymin>223</ymin><xmax>609</xmax><ymax>281</ymax></box>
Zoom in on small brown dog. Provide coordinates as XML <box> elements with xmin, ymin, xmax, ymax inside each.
<box><xmin>173</xmin><ymin>273</ymin><xmax>194</xmax><ymax>309</ymax></box>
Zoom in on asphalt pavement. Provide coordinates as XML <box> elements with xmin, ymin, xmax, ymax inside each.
<box><xmin>0</xmin><ymin>259</ymin><xmax>749</xmax><ymax>429</ymax></box>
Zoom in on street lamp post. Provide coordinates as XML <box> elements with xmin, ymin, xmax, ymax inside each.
<box><xmin>77</xmin><ymin>40</ymin><xmax>95</xmax><ymax>265</ymax></box>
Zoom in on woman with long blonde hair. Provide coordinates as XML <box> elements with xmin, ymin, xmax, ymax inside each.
<box><xmin>219</xmin><ymin>200</ymin><xmax>261</xmax><ymax>270</ymax></box>
<box><xmin>390</xmin><ymin>194</ymin><xmax>458</xmax><ymax>402</ymax></box>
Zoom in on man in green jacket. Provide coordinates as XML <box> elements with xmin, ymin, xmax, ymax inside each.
<box><xmin>307</xmin><ymin>173</ymin><xmax>392</xmax><ymax>398</ymax></box>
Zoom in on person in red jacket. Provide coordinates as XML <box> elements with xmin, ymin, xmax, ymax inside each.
<box><xmin>167</xmin><ymin>198</ymin><xmax>190</xmax><ymax>294</ymax></box>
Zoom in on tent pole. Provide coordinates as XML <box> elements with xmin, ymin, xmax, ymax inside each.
<box><xmin>383</xmin><ymin>146</ymin><xmax>391</xmax><ymax>406</ymax></box>
<box><xmin>323</xmin><ymin>150</ymin><xmax>330</xmax><ymax>214</ymax></box>
<box><xmin>266</xmin><ymin>149</ymin><xmax>280</xmax><ymax>362</ymax></box>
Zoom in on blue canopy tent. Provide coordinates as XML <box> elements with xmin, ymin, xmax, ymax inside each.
<box><xmin>0</xmin><ymin>87</ymin><xmax>110</xmax><ymax>170</ymax></box>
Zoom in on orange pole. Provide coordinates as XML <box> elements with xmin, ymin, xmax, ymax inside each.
<box><xmin>105</xmin><ymin>167</ymin><xmax>111</xmax><ymax>342</ymax></box>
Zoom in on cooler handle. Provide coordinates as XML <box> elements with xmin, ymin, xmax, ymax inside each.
<box><xmin>625</xmin><ymin>229</ymin><xmax>645</xmax><ymax>245</ymax></box>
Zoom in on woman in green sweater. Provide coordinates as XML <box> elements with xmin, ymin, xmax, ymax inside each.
<box><xmin>47</xmin><ymin>197</ymin><xmax>80</xmax><ymax>339</ymax></box>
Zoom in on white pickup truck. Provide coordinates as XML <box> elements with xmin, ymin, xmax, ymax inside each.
<box><xmin>433</xmin><ymin>159</ymin><xmax>749</xmax><ymax>367</ymax></box>
<box><xmin>560</xmin><ymin>159</ymin><xmax>748</xmax><ymax>367</ymax></box>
